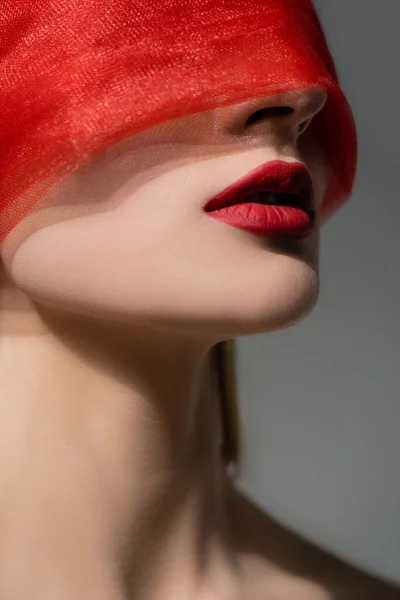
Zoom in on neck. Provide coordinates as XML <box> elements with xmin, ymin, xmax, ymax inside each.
<box><xmin>0</xmin><ymin>279</ymin><xmax>239</xmax><ymax>599</ymax></box>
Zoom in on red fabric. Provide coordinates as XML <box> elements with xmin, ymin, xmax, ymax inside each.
<box><xmin>0</xmin><ymin>0</ymin><xmax>357</xmax><ymax>242</ymax></box>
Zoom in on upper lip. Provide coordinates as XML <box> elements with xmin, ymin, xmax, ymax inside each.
<box><xmin>203</xmin><ymin>160</ymin><xmax>315</xmax><ymax>215</ymax></box>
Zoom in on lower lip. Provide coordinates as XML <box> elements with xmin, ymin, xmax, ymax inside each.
<box><xmin>205</xmin><ymin>203</ymin><xmax>316</xmax><ymax>237</ymax></box>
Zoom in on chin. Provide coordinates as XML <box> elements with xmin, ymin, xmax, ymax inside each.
<box><xmin>152</xmin><ymin>258</ymin><xmax>321</xmax><ymax>342</ymax></box>
<box><xmin>213</xmin><ymin>264</ymin><xmax>320</xmax><ymax>339</ymax></box>
<box><xmin>236</xmin><ymin>282</ymin><xmax>319</xmax><ymax>337</ymax></box>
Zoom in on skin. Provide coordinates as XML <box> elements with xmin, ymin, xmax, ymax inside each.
<box><xmin>0</xmin><ymin>89</ymin><xmax>399</xmax><ymax>599</ymax></box>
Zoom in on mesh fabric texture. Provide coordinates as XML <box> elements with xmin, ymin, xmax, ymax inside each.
<box><xmin>0</xmin><ymin>0</ymin><xmax>357</xmax><ymax>242</ymax></box>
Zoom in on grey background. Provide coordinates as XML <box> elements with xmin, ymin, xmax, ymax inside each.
<box><xmin>237</xmin><ymin>0</ymin><xmax>400</xmax><ymax>584</ymax></box>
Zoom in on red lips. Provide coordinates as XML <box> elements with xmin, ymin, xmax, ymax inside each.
<box><xmin>203</xmin><ymin>160</ymin><xmax>316</xmax><ymax>237</ymax></box>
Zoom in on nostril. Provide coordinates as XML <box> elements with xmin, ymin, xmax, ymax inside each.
<box><xmin>246</xmin><ymin>106</ymin><xmax>294</xmax><ymax>126</ymax></box>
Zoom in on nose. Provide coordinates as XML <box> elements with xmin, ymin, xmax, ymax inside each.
<box><xmin>212</xmin><ymin>87</ymin><xmax>328</xmax><ymax>139</ymax></box>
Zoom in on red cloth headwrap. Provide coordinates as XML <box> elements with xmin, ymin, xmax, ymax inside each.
<box><xmin>0</xmin><ymin>0</ymin><xmax>357</xmax><ymax>242</ymax></box>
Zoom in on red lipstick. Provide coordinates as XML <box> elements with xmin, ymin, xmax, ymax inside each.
<box><xmin>203</xmin><ymin>160</ymin><xmax>316</xmax><ymax>237</ymax></box>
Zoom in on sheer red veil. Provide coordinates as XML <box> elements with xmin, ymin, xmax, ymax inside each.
<box><xmin>0</xmin><ymin>0</ymin><xmax>357</xmax><ymax>242</ymax></box>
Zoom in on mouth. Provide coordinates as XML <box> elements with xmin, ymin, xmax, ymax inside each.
<box><xmin>222</xmin><ymin>189</ymin><xmax>314</xmax><ymax>215</ymax></box>
<box><xmin>203</xmin><ymin>160</ymin><xmax>316</xmax><ymax>237</ymax></box>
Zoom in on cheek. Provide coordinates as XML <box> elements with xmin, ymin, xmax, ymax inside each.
<box><xmin>5</xmin><ymin>204</ymin><xmax>194</xmax><ymax>317</ymax></box>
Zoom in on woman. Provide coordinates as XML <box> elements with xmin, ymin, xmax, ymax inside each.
<box><xmin>0</xmin><ymin>0</ymin><xmax>398</xmax><ymax>597</ymax></box>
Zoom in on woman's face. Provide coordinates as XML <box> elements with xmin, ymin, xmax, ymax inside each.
<box><xmin>1</xmin><ymin>89</ymin><xmax>330</xmax><ymax>341</ymax></box>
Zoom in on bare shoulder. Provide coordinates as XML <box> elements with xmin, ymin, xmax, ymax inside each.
<box><xmin>226</xmin><ymin>484</ymin><xmax>400</xmax><ymax>600</ymax></box>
